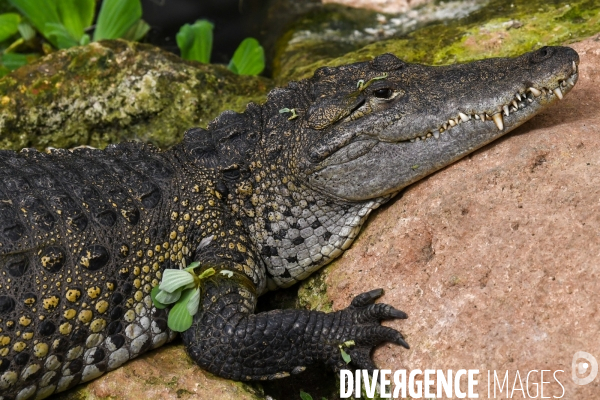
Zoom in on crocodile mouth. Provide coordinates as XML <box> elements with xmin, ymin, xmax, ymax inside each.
<box><xmin>405</xmin><ymin>61</ymin><xmax>579</xmax><ymax>143</ymax></box>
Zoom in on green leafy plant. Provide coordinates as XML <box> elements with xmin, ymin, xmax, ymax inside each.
<box><xmin>151</xmin><ymin>261</ymin><xmax>235</xmax><ymax>332</ymax></box>
<box><xmin>299</xmin><ymin>391</ymin><xmax>328</xmax><ymax>400</ymax></box>
<box><xmin>176</xmin><ymin>20</ymin><xmax>213</xmax><ymax>64</ymax></box>
<box><xmin>339</xmin><ymin>340</ymin><xmax>355</xmax><ymax>364</ymax></box>
<box><xmin>176</xmin><ymin>19</ymin><xmax>265</xmax><ymax>76</ymax></box>
<box><xmin>8</xmin><ymin>0</ymin><xmax>148</xmax><ymax>49</ymax></box>
<box><xmin>0</xmin><ymin>13</ymin><xmax>21</xmax><ymax>42</ymax></box>
<box><xmin>228</xmin><ymin>37</ymin><xmax>265</xmax><ymax>75</ymax></box>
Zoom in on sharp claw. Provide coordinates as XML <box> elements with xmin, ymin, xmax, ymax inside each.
<box><xmin>397</xmin><ymin>337</ymin><xmax>410</xmax><ymax>349</ymax></box>
<box><xmin>389</xmin><ymin>308</ymin><xmax>408</xmax><ymax>319</ymax></box>
<box><xmin>351</xmin><ymin>288</ymin><xmax>384</xmax><ymax>307</ymax></box>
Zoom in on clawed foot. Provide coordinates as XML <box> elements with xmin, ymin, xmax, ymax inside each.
<box><xmin>326</xmin><ymin>288</ymin><xmax>409</xmax><ymax>373</ymax></box>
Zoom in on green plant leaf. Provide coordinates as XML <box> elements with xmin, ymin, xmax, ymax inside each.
<box><xmin>197</xmin><ymin>267</ymin><xmax>216</xmax><ymax>280</ymax></box>
<box><xmin>0</xmin><ymin>13</ymin><xmax>21</xmax><ymax>42</ymax></box>
<box><xmin>79</xmin><ymin>33</ymin><xmax>90</xmax><ymax>46</ymax></box>
<box><xmin>121</xmin><ymin>19</ymin><xmax>150</xmax><ymax>42</ymax></box>
<box><xmin>299</xmin><ymin>391</ymin><xmax>313</xmax><ymax>400</ymax></box>
<box><xmin>151</xmin><ymin>286</ymin><xmax>168</xmax><ymax>309</ymax></box>
<box><xmin>184</xmin><ymin>261</ymin><xmax>201</xmax><ymax>272</ymax></box>
<box><xmin>228</xmin><ymin>37</ymin><xmax>264</xmax><ymax>76</ymax></box>
<box><xmin>44</xmin><ymin>22</ymin><xmax>78</xmax><ymax>49</ymax></box>
<box><xmin>340</xmin><ymin>348</ymin><xmax>351</xmax><ymax>364</ymax></box>
<box><xmin>167</xmin><ymin>288</ymin><xmax>195</xmax><ymax>332</ymax></box>
<box><xmin>56</xmin><ymin>0</ymin><xmax>94</xmax><ymax>41</ymax></box>
<box><xmin>176</xmin><ymin>19</ymin><xmax>213</xmax><ymax>63</ymax></box>
<box><xmin>94</xmin><ymin>0</ymin><xmax>142</xmax><ymax>41</ymax></box>
<box><xmin>17</xmin><ymin>22</ymin><xmax>35</xmax><ymax>41</ymax></box>
<box><xmin>8</xmin><ymin>0</ymin><xmax>61</xmax><ymax>41</ymax></box>
<box><xmin>159</xmin><ymin>269</ymin><xmax>195</xmax><ymax>293</ymax></box>
<box><xmin>1</xmin><ymin>53</ymin><xmax>29</xmax><ymax>70</ymax></box>
<box><xmin>155</xmin><ymin>288</ymin><xmax>182</xmax><ymax>305</ymax></box>
<box><xmin>186</xmin><ymin>288</ymin><xmax>201</xmax><ymax>316</ymax></box>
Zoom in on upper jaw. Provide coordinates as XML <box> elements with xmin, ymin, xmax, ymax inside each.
<box><xmin>402</xmin><ymin>62</ymin><xmax>579</xmax><ymax>143</ymax></box>
<box><xmin>374</xmin><ymin>49</ymin><xmax>580</xmax><ymax>144</ymax></box>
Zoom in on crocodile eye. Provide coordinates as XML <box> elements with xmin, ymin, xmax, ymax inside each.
<box><xmin>373</xmin><ymin>88</ymin><xmax>393</xmax><ymax>99</ymax></box>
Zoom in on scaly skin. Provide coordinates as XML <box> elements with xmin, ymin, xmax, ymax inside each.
<box><xmin>0</xmin><ymin>47</ymin><xmax>579</xmax><ymax>399</ymax></box>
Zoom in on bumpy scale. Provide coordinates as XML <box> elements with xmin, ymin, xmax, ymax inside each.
<box><xmin>0</xmin><ymin>46</ymin><xmax>579</xmax><ymax>399</ymax></box>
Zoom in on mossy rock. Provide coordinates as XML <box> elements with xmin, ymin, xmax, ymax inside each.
<box><xmin>0</xmin><ymin>40</ymin><xmax>273</xmax><ymax>151</ymax></box>
<box><xmin>276</xmin><ymin>0</ymin><xmax>600</xmax><ymax>84</ymax></box>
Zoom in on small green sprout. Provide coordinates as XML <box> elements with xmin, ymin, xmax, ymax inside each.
<box><xmin>339</xmin><ymin>340</ymin><xmax>355</xmax><ymax>364</ymax></box>
<box><xmin>151</xmin><ymin>261</ymin><xmax>216</xmax><ymax>332</ymax></box>
<box><xmin>412</xmin><ymin>164</ymin><xmax>420</xmax><ymax>170</ymax></box>
<box><xmin>279</xmin><ymin>108</ymin><xmax>298</xmax><ymax>120</ymax></box>
<box><xmin>356</xmin><ymin>73</ymin><xmax>388</xmax><ymax>90</ymax></box>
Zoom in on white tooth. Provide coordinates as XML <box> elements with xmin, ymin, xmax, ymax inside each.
<box><xmin>510</xmin><ymin>106</ymin><xmax>517</xmax><ymax>112</ymax></box>
<box><xmin>459</xmin><ymin>112</ymin><xmax>470</xmax><ymax>122</ymax></box>
<box><xmin>454</xmin><ymin>117</ymin><xmax>460</xmax><ymax>125</ymax></box>
<box><xmin>474</xmin><ymin>114</ymin><xmax>480</xmax><ymax>120</ymax></box>
<box><xmin>573</xmin><ymin>61</ymin><xmax>577</xmax><ymax>72</ymax></box>
<box><xmin>433</xmin><ymin>131</ymin><xmax>440</xmax><ymax>139</ymax></box>
<box><xmin>503</xmin><ymin>105</ymin><xmax>510</xmax><ymax>116</ymax></box>
<box><xmin>485</xmin><ymin>114</ymin><xmax>492</xmax><ymax>121</ymax></box>
<box><xmin>448</xmin><ymin>119</ymin><xmax>456</xmax><ymax>127</ymax></box>
<box><xmin>515</xmin><ymin>93</ymin><xmax>521</xmax><ymax>101</ymax></box>
<box><xmin>492</xmin><ymin>113</ymin><xmax>504</xmax><ymax>130</ymax></box>
<box><xmin>529</xmin><ymin>87</ymin><xmax>542</xmax><ymax>97</ymax></box>
<box><xmin>512</xmin><ymin>100</ymin><xmax>518</xmax><ymax>108</ymax></box>
<box><xmin>567</xmin><ymin>77</ymin><xmax>575</xmax><ymax>86</ymax></box>
<box><xmin>527</xmin><ymin>97</ymin><xmax>533</xmax><ymax>103</ymax></box>
<box><xmin>443</xmin><ymin>122</ymin><xmax>449</xmax><ymax>130</ymax></box>
<box><xmin>439</xmin><ymin>127</ymin><xmax>445</xmax><ymax>133</ymax></box>
<box><xmin>415</xmin><ymin>137</ymin><xmax>421</xmax><ymax>141</ymax></box>
<box><xmin>479</xmin><ymin>114</ymin><xmax>486</xmax><ymax>121</ymax></box>
<box><xmin>553</xmin><ymin>87</ymin><xmax>563</xmax><ymax>100</ymax></box>
<box><xmin>426</xmin><ymin>133</ymin><xmax>432</xmax><ymax>138</ymax></box>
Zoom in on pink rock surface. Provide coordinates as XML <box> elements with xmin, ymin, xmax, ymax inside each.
<box><xmin>322</xmin><ymin>35</ymin><xmax>600</xmax><ymax>397</ymax></box>
<box><xmin>60</xmin><ymin>343</ymin><xmax>262</xmax><ymax>400</ymax></box>
<box><xmin>323</xmin><ymin>0</ymin><xmax>432</xmax><ymax>14</ymax></box>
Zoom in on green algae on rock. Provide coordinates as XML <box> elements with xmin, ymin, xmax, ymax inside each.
<box><xmin>0</xmin><ymin>40</ymin><xmax>272</xmax><ymax>151</ymax></box>
<box><xmin>277</xmin><ymin>0</ymin><xmax>600</xmax><ymax>83</ymax></box>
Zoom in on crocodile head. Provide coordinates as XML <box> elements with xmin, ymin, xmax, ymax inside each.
<box><xmin>301</xmin><ymin>46</ymin><xmax>579</xmax><ymax>201</ymax></box>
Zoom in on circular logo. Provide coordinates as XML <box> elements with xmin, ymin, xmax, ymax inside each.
<box><xmin>572</xmin><ymin>351</ymin><xmax>598</xmax><ymax>386</ymax></box>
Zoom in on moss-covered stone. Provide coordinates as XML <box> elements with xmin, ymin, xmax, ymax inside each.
<box><xmin>0</xmin><ymin>40</ymin><xmax>273</xmax><ymax>151</ymax></box>
<box><xmin>276</xmin><ymin>0</ymin><xmax>600</xmax><ymax>83</ymax></box>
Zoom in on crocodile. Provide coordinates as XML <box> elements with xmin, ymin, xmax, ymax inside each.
<box><xmin>0</xmin><ymin>46</ymin><xmax>579</xmax><ymax>399</ymax></box>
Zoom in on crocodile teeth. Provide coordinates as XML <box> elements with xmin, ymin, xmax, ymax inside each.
<box><xmin>474</xmin><ymin>114</ymin><xmax>480</xmax><ymax>120</ymax></box>
<box><xmin>553</xmin><ymin>87</ymin><xmax>563</xmax><ymax>100</ymax></box>
<box><xmin>512</xmin><ymin>100</ymin><xmax>518</xmax><ymax>108</ymax></box>
<box><xmin>573</xmin><ymin>61</ymin><xmax>577</xmax><ymax>72</ymax></box>
<box><xmin>448</xmin><ymin>119</ymin><xmax>456</xmax><ymax>127</ymax></box>
<box><xmin>503</xmin><ymin>105</ymin><xmax>510</xmax><ymax>116</ymax></box>
<box><xmin>529</xmin><ymin>87</ymin><xmax>542</xmax><ymax>97</ymax></box>
<box><xmin>433</xmin><ymin>130</ymin><xmax>440</xmax><ymax>139</ymax></box>
<box><xmin>492</xmin><ymin>113</ymin><xmax>504</xmax><ymax>130</ymax></box>
<box><xmin>459</xmin><ymin>112</ymin><xmax>470</xmax><ymax>122</ymax></box>
<box><xmin>515</xmin><ymin>93</ymin><xmax>521</xmax><ymax>101</ymax></box>
<box><xmin>479</xmin><ymin>114</ymin><xmax>486</xmax><ymax>121</ymax></box>
<box><xmin>567</xmin><ymin>77</ymin><xmax>575</xmax><ymax>86</ymax></box>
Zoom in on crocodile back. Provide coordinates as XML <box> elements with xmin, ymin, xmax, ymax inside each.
<box><xmin>0</xmin><ymin>143</ymin><xmax>179</xmax><ymax>397</ymax></box>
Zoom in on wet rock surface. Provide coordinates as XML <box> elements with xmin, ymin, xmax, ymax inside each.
<box><xmin>303</xmin><ymin>35</ymin><xmax>600</xmax><ymax>398</ymax></box>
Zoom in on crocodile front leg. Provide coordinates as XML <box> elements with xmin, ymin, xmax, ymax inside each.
<box><xmin>181</xmin><ymin>274</ymin><xmax>409</xmax><ymax>380</ymax></box>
